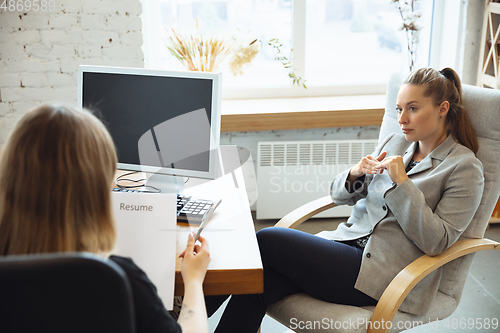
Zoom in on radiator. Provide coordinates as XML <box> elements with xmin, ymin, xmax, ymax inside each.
<box><xmin>257</xmin><ymin>139</ymin><xmax>378</xmax><ymax>219</ymax></box>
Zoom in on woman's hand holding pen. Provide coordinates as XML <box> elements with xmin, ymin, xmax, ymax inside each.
<box><xmin>179</xmin><ymin>233</ymin><xmax>210</xmax><ymax>285</ymax></box>
<box><xmin>178</xmin><ymin>233</ymin><xmax>211</xmax><ymax>333</ymax></box>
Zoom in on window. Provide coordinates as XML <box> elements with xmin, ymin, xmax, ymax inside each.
<box><xmin>304</xmin><ymin>0</ymin><xmax>433</xmax><ymax>86</ymax></box>
<box><xmin>142</xmin><ymin>0</ymin><xmax>434</xmax><ymax>98</ymax></box>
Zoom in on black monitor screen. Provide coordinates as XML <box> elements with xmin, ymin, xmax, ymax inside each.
<box><xmin>82</xmin><ymin>72</ymin><xmax>213</xmax><ymax>173</ymax></box>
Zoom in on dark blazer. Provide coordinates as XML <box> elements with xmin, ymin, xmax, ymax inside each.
<box><xmin>317</xmin><ymin>133</ymin><xmax>484</xmax><ymax>315</ymax></box>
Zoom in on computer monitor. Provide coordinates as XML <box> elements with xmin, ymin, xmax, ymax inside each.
<box><xmin>77</xmin><ymin>66</ymin><xmax>222</xmax><ymax>189</ymax></box>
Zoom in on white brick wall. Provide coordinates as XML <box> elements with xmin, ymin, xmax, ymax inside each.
<box><xmin>0</xmin><ymin>0</ymin><xmax>144</xmax><ymax>147</ymax></box>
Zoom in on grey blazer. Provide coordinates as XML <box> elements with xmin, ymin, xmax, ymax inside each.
<box><xmin>317</xmin><ymin>133</ymin><xmax>484</xmax><ymax>316</ymax></box>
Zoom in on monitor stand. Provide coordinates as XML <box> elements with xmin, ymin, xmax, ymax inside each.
<box><xmin>145</xmin><ymin>172</ymin><xmax>214</xmax><ymax>194</ymax></box>
<box><xmin>145</xmin><ymin>172</ymin><xmax>186</xmax><ymax>194</ymax></box>
<box><xmin>144</xmin><ymin>146</ymin><xmax>236</xmax><ymax>194</ymax></box>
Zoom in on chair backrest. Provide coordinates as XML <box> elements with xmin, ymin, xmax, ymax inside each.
<box><xmin>0</xmin><ymin>252</ymin><xmax>136</xmax><ymax>333</ymax></box>
<box><xmin>381</xmin><ymin>73</ymin><xmax>500</xmax><ymax>303</ymax></box>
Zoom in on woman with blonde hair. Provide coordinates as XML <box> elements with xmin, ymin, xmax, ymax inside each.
<box><xmin>0</xmin><ymin>104</ymin><xmax>210</xmax><ymax>333</ymax></box>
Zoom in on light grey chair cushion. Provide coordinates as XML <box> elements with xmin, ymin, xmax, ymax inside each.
<box><xmin>268</xmin><ymin>291</ymin><xmax>457</xmax><ymax>333</ymax></box>
<box><xmin>267</xmin><ymin>75</ymin><xmax>500</xmax><ymax>332</ymax></box>
<box><xmin>378</xmin><ymin>73</ymin><xmax>406</xmax><ymax>145</ymax></box>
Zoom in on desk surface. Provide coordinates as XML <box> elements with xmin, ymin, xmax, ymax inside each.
<box><xmin>115</xmin><ymin>146</ymin><xmax>263</xmax><ymax>296</ymax></box>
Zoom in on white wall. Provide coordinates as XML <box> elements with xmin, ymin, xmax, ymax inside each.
<box><xmin>0</xmin><ymin>0</ymin><xmax>144</xmax><ymax>146</ymax></box>
<box><xmin>462</xmin><ymin>0</ymin><xmax>486</xmax><ymax>85</ymax></box>
<box><xmin>430</xmin><ymin>0</ymin><xmax>487</xmax><ymax>85</ymax></box>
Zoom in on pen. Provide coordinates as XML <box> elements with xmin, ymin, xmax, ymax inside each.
<box><xmin>194</xmin><ymin>204</ymin><xmax>215</xmax><ymax>242</ymax></box>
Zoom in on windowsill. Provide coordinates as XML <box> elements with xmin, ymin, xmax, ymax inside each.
<box><xmin>220</xmin><ymin>94</ymin><xmax>386</xmax><ymax>132</ymax></box>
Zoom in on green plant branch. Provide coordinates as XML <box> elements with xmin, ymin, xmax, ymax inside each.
<box><xmin>268</xmin><ymin>38</ymin><xmax>307</xmax><ymax>88</ymax></box>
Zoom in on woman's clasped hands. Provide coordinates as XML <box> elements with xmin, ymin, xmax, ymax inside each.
<box><xmin>350</xmin><ymin>151</ymin><xmax>409</xmax><ymax>186</ymax></box>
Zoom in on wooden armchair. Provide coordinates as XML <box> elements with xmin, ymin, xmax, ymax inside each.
<box><xmin>269</xmin><ymin>197</ymin><xmax>499</xmax><ymax>333</ymax></box>
<box><xmin>265</xmin><ymin>76</ymin><xmax>500</xmax><ymax>333</ymax></box>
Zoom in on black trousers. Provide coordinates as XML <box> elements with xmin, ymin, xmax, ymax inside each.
<box><xmin>206</xmin><ymin>227</ymin><xmax>377</xmax><ymax>333</ymax></box>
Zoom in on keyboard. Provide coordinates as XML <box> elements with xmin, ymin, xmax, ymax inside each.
<box><xmin>112</xmin><ymin>188</ymin><xmax>221</xmax><ymax>224</ymax></box>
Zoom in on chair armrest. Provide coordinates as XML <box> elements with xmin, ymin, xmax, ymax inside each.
<box><xmin>368</xmin><ymin>238</ymin><xmax>500</xmax><ymax>333</ymax></box>
<box><xmin>274</xmin><ymin>195</ymin><xmax>338</xmax><ymax>229</ymax></box>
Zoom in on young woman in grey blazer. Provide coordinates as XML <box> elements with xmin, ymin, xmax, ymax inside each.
<box><xmin>209</xmin><ymin>67</ymin><xmax>484</xmax><ymax>332</ymax></box>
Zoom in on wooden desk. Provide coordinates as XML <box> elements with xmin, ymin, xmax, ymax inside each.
<box><xmin>114</xmin><ymin>146</ymin><xmax>263</xmax><ymax>296</ymax></box>
<box><xmin>174</xmin><ymin>170</ymin><xmax>263</xmax><ymax>296</ymax></box>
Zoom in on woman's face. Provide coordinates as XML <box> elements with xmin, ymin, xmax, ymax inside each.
<box><xmin>396</xmin><ymin>84</ymin><xmax>448</xmax><ymax>144</ymax></box>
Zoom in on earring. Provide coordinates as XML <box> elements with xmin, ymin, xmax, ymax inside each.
<box><xmin>439</xmin><ymin>116</ymin><xmax>442</xmax><ymax>119</ymax></box>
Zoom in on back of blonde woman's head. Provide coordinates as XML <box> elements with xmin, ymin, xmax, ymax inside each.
<box><xmin>0</xmin><ymin>104</ymin><xmax>117</xmax><ymax>255</ymax></box>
